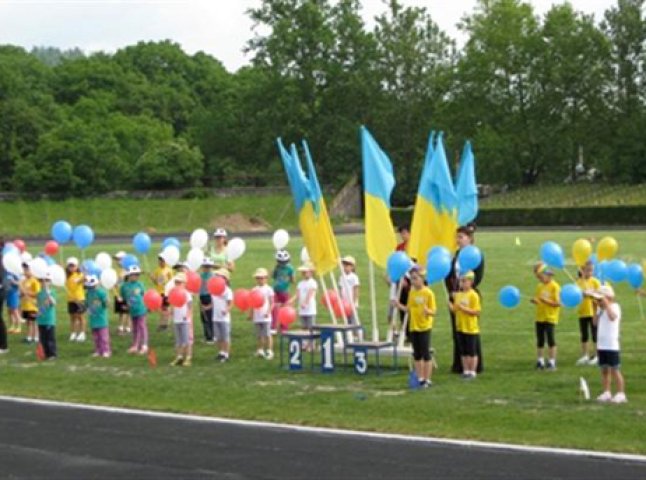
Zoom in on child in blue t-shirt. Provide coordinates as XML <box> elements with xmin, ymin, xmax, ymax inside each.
<box><xmin>120</xmin><ymin>266</ymin><xmax>148</xmax><ymax>355</ymax></box>
<box><xmin>85</xmin><ymin>275</ymin><xmax>111</xmax><ymax>358</ymax></box>
<box><xmin>36</xmin><ymin>271</ymin><xmax>57</xmax><ymax>360</ymax></box>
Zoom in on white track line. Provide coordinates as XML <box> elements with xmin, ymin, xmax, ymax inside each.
<box><xmin>1</xmin><ymin>395</ymin><xmax>644</xmax><ymax>464</ymax></box>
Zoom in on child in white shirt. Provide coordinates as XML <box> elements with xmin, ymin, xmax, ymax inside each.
<box><xmin>170</xmin><ymin>273</ymin><xmax>193</xmax><ymax>367</ymax></box>
<box><xmin>249</xmin><ymin>268</ymin><xmax>274</xmax><ymax>359</ymax></box>
<box><xmin>291</xmin><ymin>263</ymin><xmax>318</xmax><ymax>351</ymax></box>
<box><xmin>339</xmin><ymin>255</ymin><xmax>360</xmax><ymax>325</ymax></box>
<box><xmin>211</xmin><ymin>269</ymin><xmax>233</xmax><ymax>363</ymax></box>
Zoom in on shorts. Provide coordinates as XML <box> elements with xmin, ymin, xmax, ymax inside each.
<box><xmin>300</xmin><ymin>315</ymin><xmax>315</xmax><ymax>329</ymax></box>
<box><xmin>161</xmin><ymin>295</ymin><xmax>170</xmax><ymax>311</ymax></box>
<box><xmin>457</xmin><ymin>332</ymin><xmax>479</xmax><ymax>357</ymax></box>
<box><xmin>212</xmin><ymin>321</ymin><xmax>231</xmax><ymax>342</ymax></box>
<box><xmin>254</xmin><ymin>322</ymin><xmax>271</xmax><ymax>338</ymax></box>
<box><xmin>6</xmin><ymin>291</ymin><xmax>19</xmax><ymax>310</ymax></box>
<box><xmin>68</xmin><ymin>301</ymin><xmax>86</xmax><ymax>315</ymax></box>
<box><xmin>174</xmin><ymin>322</ymin><xmax>190</xmax><ymax>347</ymax></box>
<box><xmin>578</xmin><ymin>317</ymin><xmax>597</xmax><ymax>343</ymax></box>
<box><xmin>114</xmin><ymin>297</ymin><xmax>129</xmax><ymax>314</ymax></box>
<box><xmin>410</xmin><ymin>330</ymin><xmax>432</xmax><ymax>361</ymax></box>
<box><xmin>535</xmin><ymin>321</ymin><xmax>556</xmax><ymax>348</ymax></box>
<box><xmin>22</xmin><ymin>311</ymin><xmax>37</xmax><ymax>322</ymax></box>
<box><xmin>598</xmin><ymin>350</ymin><xmax>620</xmax><ymax>369</ymax></box>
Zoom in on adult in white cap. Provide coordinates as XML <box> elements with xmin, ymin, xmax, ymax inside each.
<box><xmin>594</xmin><ymin>285</ymin><xmax>627</xmax><ymax>404</ymax></box>
<box><xmin>65</xmin><ymin>256</ymin><xmax>87</xmax><ymax>343</ymax></box>
<box><xmin>210</xmin><ymin>228</ymin><xmax>234</xmax><ymax>271</ymax></box>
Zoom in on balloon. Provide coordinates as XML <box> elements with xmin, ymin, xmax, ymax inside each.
<box><xmin>51</xmin><ymin>221</ymin><xmax>73</xmax><ymax>244</ymax></box>
<box><xmin>29</xmin><ymin>258</ymin><xmax>48</xmax><ymax>279</ymax></box>
<box><xmin>301</xmin><ymin>247</ymin><xmax>310</xmax><ymax>263</ymax></box>
<box><xmin>320</xmin><ymin>291</ymin><xmax>339</xmax><ymax>309</ymax></box>
<box><xmin>133</xmin><ymin>232</ymin><xmax>152</xmax><ymax>254</ymax></box>
<box><xmin>560</xmin><ymin>283</ymin><xmax>583</xmax><ymax>308</ymax></box>
<box><xmin>333</xmin><ymin>299</ymin><xmax>353</xmax><ymax>318</ymax></box>
<box><xmin>597</xmin><ymin>236</ymin><xmax>618</xmax><ymax>261</ymax></box>
<box><xmin>278</xmin><ymin>306</ymin><xmax>297</xmax><ymax>329</ymax></box>
<box><xmin>2</xmin><ymin>243</ymin><xmax>19</xmax><ymax>256</ymax></box>
<box><xmin>227</xmin><ymin>237</ymin><xmax>246</xmax><ymax>261</ymax></box>
<box><xmin>190</xmin><ymin>229</ymin><xmax>209</xmax><ymax>250</ymax></box>
<box><xmin>208</xmin><ymin>276</ymin><xmax>226</xmax><ymax>296</ymax></box>
<box><xmin>13</xmin><ymin>239</ymin><xmax>26</xmax><ymax>253</ymax></box>
<box><xmin>2</xmin><ymin>253</ymin><xmax>22</xmax><ymax>276</ymax></box>
<box><xmin>186</xmin><ymin>271</ymin><xmax>201</xmax><ymax>294</ymax></box>
<box><xmin>81</xmin><ymin>259</ymin><xmax>102</xmax><ymax>276</ymax></box>
<box><xmin>272</xmin><ymin>229</ymin><xmax>290</xmax><ymax>250</ymax></box>
<box><xmin>387</xmin><ymin>251</ymin><xmax>411</xmax><ymax>283</ymax></box>
<box><xmin>233</xmin><ymin>289</ymin><xmax>250</xmax><ymax>311</ymax></box>
<box><xmin>168</xmin><ymin>287</ymin><xmax>188</xmax><ymax>308</ymax></box>
<box><xmin>44</xmin><ymin>240</ymin><xmax>59</xmax><ymax>256</ymax></box>
<box><xmin>187</xmin><ymin>248</ymin><xmax>205</xmax><ymax>272</ymax></box>
<box><xmin>20</xmin><ymin>251</ymin><xmax>33</xmax><ymax>263</ymax></box>
<box><xmin>540</xmin><ymin>241</ymin><xmax>564</xmax><ymax>269</ymax></box>
<box><xmin>426</xmin><ymin>251</ymin><xmax>452</xmax><ymax>284</ymax></box>
<box><xmin>249</xmin><ymin>289</ymin><xmax>265</xmax><ymax>309</ymax></box>
<box><xmin>48</xmin><ymin>264</ymin><xmax>66</xmax><ymax>288</ymax></box>
<box><xmin>499</xmin><ymin>286</ymin><xmax>521</xmax><ymax>308</ymax></box>
<box><xmin>72</xmin><ymin>225</ymin><xmax>94</xmax><ymax>249</ymax></box>
<box><xmin>428</xmin><ymin>246</ymin><xmax>451</xmax><ymax>261</ymax></box>
<box><xmin>100</xmin><ymin>268</ymin><xmax>118</xmax><ymax>290</ymax></box>
<box><xmin>95</xmin><ymin>252</ymin><xmax>112</xmax><ymax>271</ymax></box>
<box><xmin>596</xmin><ymin>260</ymin><xmax>608</xmax><ymax>282</ymax></box>
<box><xmin>121</xmin><ymin>254</ymin><xmax>140</xmax><ymax>270</ymax></box>
<box><xmin>144</xmin><ymin>289</ymin><xmax>163</xmax><ymax>311</ymax></box>
<box><xmin>162</xmin><ymin>237</ymin><xmax>181</xmax><ymax>250</ymax></box>
<box><xmin>605</xmin><ymin>259</ymin><xmax>628</xmax><ymax>283</ymax></box>
<box><xmin>160</xmin><ymin>246</ymin><xmax>180</xmax><ymax>267</ymax></box>
<box><xmin>572</xmin><ymin>239</ymin><xmax>592</xmax><ymax>266</ymax></box>
<box><xmin>457</xmin><ymin>245</ymin><xmax>482</xmax><ymax>272</ymax></box>
<box><xmin>627</xmin><ymin>263</ymin><xmax>644</xmax><ymax>289</ymax></box>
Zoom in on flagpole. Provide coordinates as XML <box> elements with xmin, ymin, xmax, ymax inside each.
<box><xmin>319</xmin><ymin>275</ymin><xmax>338</xmax><ymax>325</ymax></box>
<box><xmin>398</xmin><ymin>313</ymin><xmax>409</xmax><ymax>349</ymax></box>
<box><xmin>328</xmin><ymin>269</ymin><xmax>348</xmax><ymax>344</ymax></box>
<box><xmin>368</xmin><ymin>260</ymin><xmax>379</xmax><ymax>342</ymax></box>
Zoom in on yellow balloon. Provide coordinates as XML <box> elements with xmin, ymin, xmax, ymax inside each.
<box><xmin>572</xmin><ymin>238</ymin><xmax>592</xmax><ymax>266</ymax></box>
<box><xmin>597</xmin><ymin>236</ymin><xmax>619</xmax><ymax>261</ymax></box>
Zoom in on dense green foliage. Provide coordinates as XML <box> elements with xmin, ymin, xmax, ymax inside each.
<box><xmin>1</xmin><ymin>0</ymin><xmax>645</xmax><ymax>202</ymax></box>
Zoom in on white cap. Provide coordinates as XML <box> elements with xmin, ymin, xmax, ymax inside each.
<box><xmin>114</xmin><ymin>251</ymin><xmax>126</xmax><ymax>260</ymax></box>
<box><xmin>213</xmin><ymin>228</ymin><xmax>228</xmax><ymax>238</ymax></box>
<box><xmin>66</xmin><ymin>257</ymin><xmax>79</xmax><ymax>266</ymax></box>
<box><xmin>127</xmin><ymin>265</ymin><xmax>142</xmax><ymax>275</ymax></box>
<box><xmin>84</xmin><ymin>275</ymin><xmax>99</xmax><ymax>287</ymax></box>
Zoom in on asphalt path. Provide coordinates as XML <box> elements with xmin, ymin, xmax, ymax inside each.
<box><xmin>0</xmin><ymin>398</ymin><xmax>644</xmax><ymax>479</ymax></box>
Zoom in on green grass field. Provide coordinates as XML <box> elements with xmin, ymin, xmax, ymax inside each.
<box><xmin>1</xmin><ymin>231</ymin><xmax>645</xmax><ymax>454</ymax></box>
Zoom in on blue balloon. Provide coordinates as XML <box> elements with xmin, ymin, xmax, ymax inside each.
<box><xmin>605</xmin><ymin>259</ymin><xmax>628</xmax><ymax>283</ymax></box>
<box><xmin>121</xmin><ymin>254</ymin><xmax>140</xmax><ymax>269</ymax></box>
<box><xmin>596</xmin><ymin>260</ymin><xmax>608</xmax><ymax>281</ymax></box>
<box><xmin>162</xmin><ymin>237</ymin><xmax>181</xmax><ymax>250</ymax></box>
<box><xmin>81</xmin><ymin>259</ymin><xmax>102</xmax><ymax>276</ymax></box>
<box><xmin>2</xmin><ymin>243</ymin><xmax>19</xmax><ymax>256</ymax></box>
<box><xmin>73</xmin><ymin>225</ymin><xmax>94</xmax><ymax>249</ymax></box>
<box><xmin>51</xmin><ymin>221</ymin><xmax>73</xmax><ymax>244</ymax></box>
<box><xmin>426</xmin><ymin>251</ymin><xmax>452</xmax><ymax>284</ymax></box>
<box><xmin>133</xmin><ymin>232</ymin><xmax>152</xmax><ymax>254</ymax></box>
<box><xmin>40</xmin><ymin>254</ymin><xmax>56</xmax><ymax>266</ymax></box>
<box><xmin>387</xmin><ymin>251</ymin><xmax>411</xmax><ymax>283</ymax></box>
<box><xmin>428</xmin><ymin>246</ymin><xmax>451</xmax><ymax>261</ymax></box>
<box><xmin>540</xmin><ymin>241</ymin><xmax>564</xmax><ymax>269</ymax></box>
<box><xmin>560</xmin><ymin>283</ymin><xmax>583</xmax><ymax>308</ymax></box>
<box><xmin>458</xmin><ymin>245</ymin><xmax>482</xmax><ymax>272</ymax></box>
<box><xmin>588</xmin><ymin>253</ymin><xmax>598</xmax><ymax>267</ymax></box>
<box><xmin>499</xmin><ymin>285</ymin><xmax>521</xmax><ymax>308</ymax></box>
<box><xmin>627</xmin><ymin>263</ymin><xmax>644</xmax><ymax>289</ymax></box>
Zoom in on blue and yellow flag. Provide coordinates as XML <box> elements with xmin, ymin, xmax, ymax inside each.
<box><xmin>276</xmin><ymin>138</ymin><xmax>339</xmax><ymax>275</ymax></box>
<box><xmin>455</xmin><ymin>141</ymin><xmax>478</xmax><ymax>226</ymax></box>
<box><xmin>360</xmin><ymin>126</ymin><xmax>397</xmax><ymax>268</ymax></box>
<box><xmin>408</xmin><ymin>131</ymin><xmax>458</xmax><ymax>260</ymax></box>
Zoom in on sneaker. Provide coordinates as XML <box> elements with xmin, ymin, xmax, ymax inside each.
<box><xmin>0</xmin><ymin>349</ymin><xmax>8</xmax><ymax>354</ymax></box>
<box><xmin>270</xmin><ymin>329</ymin><xmax>277</xmax><ymax>336</ymax></box>
<box><xmin>265</xmin><ymin>350</ymin><xmax>275</xmax><ymax>360</ymax></box>
<box><xmin>102</xmin><ymin>352</ymin><xmax>112</xmax><ymax>358</ymax></box>
<box><xmin>597</xmin><ymin>391</ymin><xmax>612</xmax><ymax>403</ymax></box>
<box><xmin>256</xmin><ymin>349</ymin><xmax>265</xmax><ymax>358</ymax></box>
<box><xmin>138</xmin><ymin>346</ymin><xmax>149</xmax><ymax>355</ymax></box>
<box><xmin>219</xmin><ymin>356</ymin><xmax>229</xmax><ymax>363</ymax></box>
<box><xmin>117</xmin><ymin>326</ymin><xmax>125</xmax><ymax>334</ymax></box>
<box><xmin>535</xmin><ymin>360</ymin><xmax>545</xmax><ymax>370</ymax></box>
<box><xmin>205</xmin><ymin>340</ymin><xmax>215</xmax><ymax>345</ymax></box>
<box><xmin>76</xmin><ymin>332</ymin><xmax>86</xmax><ymax>342</ymax></box>
<box><xmin>125</xmin><ymin>327</ymin><xmax>132</xmax><ymax>333</ymax></box>
<box><xmin>547</xmin><ymin>361</ymin><xmax>557</xmax><ymax>371</ymax></box>
<box><xmin>419</xmin><ymin>380</ymin><xmax>429</xmax><ymax>388</ymax></box>
<box><xmin>611</xmin><ymin>392</ymin><xmax>627</xmax><ymax>404</ymax></box>
<box><xmin>183</xmin><ymin>357</ymin><xmax>192</xmax><ymax>367</ymax></box>
<box><xmin>215</xmin><ymin>352</ymin><xmax>224</xmax><ymax>360</ymax></box>
<box><xmin>127</xmin><ymin>346</ymin><xmax>138</xmax><ymax>354</ymax></box>
<box><xmin>170</xmin><ymin>356</ymin><xmax>184</xmax><ymax>366</ymax></box>
<box><xmin>69</xmin><ymin>333</ymin><xmax>77</xmax><ymax>342</ymax></box>
<box><xmin>587</xmin><ymin>356</ymin><xmax>598</xmax><ymax>366</ymax></box>
<box><xmin>576</xmin><ymin>355</ymin><xmax>589</xmax><ymax>366</ymax></box>
<box><xmin>23</xmin><ymin>337</ymin><xmax>32</xmax><ymax>344</ymax></box>
<box><xmin>92</xmin><ymin>352</ymin><xmax>100</xmax><ymax>358</ymax></box>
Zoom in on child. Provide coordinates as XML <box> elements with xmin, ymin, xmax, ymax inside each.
<box><xmin>199</xmin><ymin>258</ymin><xmax>216</xmax><ymax>344</ymax></box>
<box><xmin>65</xmin><ymin>257</ymin><xmax>86</xmax><ymax>342</ymax></box>
<box><xmin>150</xmin><ymin>255</ymin><xmax>173</xmax><ymax>332</ymax></box>
<box><xmin>169</xmin><ymin>273</ymin><xmax>193</xmax><ymax>367</ymax></box>
<box><xmin>211</xmin><ymin>228</ymin><xmax>234</xmax><ymax>271</ymax></box>
<box><xmin>20</xmin><ymin>262</ymin><xmax>40</xmax><ymax>344</ymax></box>
<box><xmin>36</xmin><ymin>270</ymin><xmax>57</xmax><ymax>360</ymax></box>
<box><xmin>85</xmin><ymin>274</ymin><xmax>111</xmax><ymax>358</ymax></box>
<box><xmin>250</xmin><ymin>268</ymin><xmax>274</xmax><ymax>359</ymax></box>
<box><xmin>531</xmin><ymin>263</ymin><xmax>561</xmax><ymax>370</ymax></box>
<box><xmin>593</xmin><ymin>285</ymin><xmax>626</xmax><ymax>403</ymax></box>
<box><xmin>450</xmin><ymin>271</ymin><xmax>482</xmax><ymax>379</ymax></box>
<box><xmin>272</xmin><ymin>249</ymin><xmax>294</xmax><ymax>333</ymax></box>
<box><xmin>112</xmin><ymin>251</ymin><xmax>130</xmax><ymax>335</ymax></box>
<box><xmin>120</xmin><ymin>265</ymin><xmax>149</xmax><ymax>355</ymax></box>
<box><xmin>395</xmin><ymin>268</ymin><xmax>435</xmax><ymax>388</ymax></box>
<box><xmin>7</xmin><ymin>271</ymin><xmax>22</xmax><ymax>334</ymax></box>
<box><xmin>576</xmin><ymin>260</ymin><xmax>601</xmax><ymax>365</ymax></box>
<box><xmin>211</xmin><ymin>268</ymin><xmax>233</xmax><ymax>362</ymax></box>
<box><xmin>339</xmin><ymin>256</ymin><xmax>360</xmax><ymax>324</ymax></box>
<box><xmin>292</xmin><ymin>263</ymin><xmax>317</xmax><ymax>349</ymax></box>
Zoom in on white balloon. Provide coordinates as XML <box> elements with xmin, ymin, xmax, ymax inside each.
<box><xmin>161</xmin><ymin>245</ymin><xmax>180</xmax><ymax>267</ymax></box>
<box><xmin>20</xmin><ymin>251</ymin><xmax>33</xmax><ymax>263</ymax></box>
<box><xmin>2</xmin><ymin>253</ymin><xmax>23</xmax><ymax>276</ymax></box>
<box><xmin>272</xmin><ymin>229</ymin><xmax>290</xmax><ymax>250</ymax></box>
<box><xmin>95</xmin><ymin>252</ymin><xmax>112</xmax><ymax>271</ymax></box>
<box><xmin>187</xmin><ymin>248</ymin><xmax>205</xmax><ymax>272</ymax></box>
<box><xmin>48</xmin><ymin>264</ymin><xmax>66</xmax><ymax>288</ymax></box>
<box><xmin>164</xmin><ymin>279</ymin><xmax>174</xmax><ymax>297</ymax></box>
<box><xmin>29</xmin><ymin>258</ymin><xmax>48</xmax><ymax>279</ymax></box>
<box><xmin>226</xmin><ymin>237</ymin><xmax>246</xmax><ymax>261</ymax></box>
<box><xmin>100</xmin><ymin>268</ymin><xmax>118</xmax><ymax>290</ymax></box>
<box><xmin>190</xmin><ymin>228</ymin><xmax>209</xmax><ymax>250</ymax></box>
<box><xmin>300</xmin><ymin>246</ymin><xmax>310</xmax><ymax>263</ymax></box>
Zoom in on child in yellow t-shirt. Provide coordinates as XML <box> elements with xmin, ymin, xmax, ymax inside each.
<box><xmin>65</xmin><ymin>257</ymin><xmax>86</xmax><ymax>342</ymax></box>
<box><xmin>575</xmin><ymin>260</ymin><xmax>601</xmax><ymax>366</ymax></box>
<box><xmin>450</xmin><ymin>271</ymin><xmax>482</xmax><ymax>379</ymax></box>
<box><xmin>150</xmin><ymin>255</ymin><xmax>173</xmax><ymax>332</ymax></box>
<box><xmin>20</xmin><ymin>262</ymin><xmax>41</xmax><ymax>343</ymax></box>
<box><xmin>395</xmin><ymin>268</ymin><xmax>436</xmax><ymax>388</ymax></box>
<box><xmin>531</xmin><ymin>263</ymin><xmax>561</xmax><ymax>370</ymax></box>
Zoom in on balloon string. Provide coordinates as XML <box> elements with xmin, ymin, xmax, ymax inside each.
<box><xmin>563</xmin><ymin>268</ymin><xmax>577</xmax><ymax>283</ymax></box>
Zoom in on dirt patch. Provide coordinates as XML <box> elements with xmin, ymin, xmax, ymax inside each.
<box><xmin>211</xmin><ymin>213</ymin><xmax>269</xmax><ymax>232</ymax></box>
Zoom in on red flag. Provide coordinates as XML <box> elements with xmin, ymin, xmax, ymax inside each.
<box><xmin>147</xmin><ymin>348</ymin><xmax>157</xmax><ymax>368</ymax></box>
<box><xmin>36</xmin><ymin>343</ymin><xmax>46</xmax><ymax>361</ymax></box>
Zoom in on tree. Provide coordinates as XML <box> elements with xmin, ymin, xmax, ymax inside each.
<box><xmin>134</xmin><ymin>139</ymin><xmax>204</xmax><ymax>189</ymax></box>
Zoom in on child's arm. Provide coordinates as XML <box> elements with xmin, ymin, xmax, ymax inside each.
<box><xmin>305</xmin><ymin>287</ymin><xmax>316</xmax><ymax>306</ymax></box>
<box><xmin>599</xmin><ymin>298</ymin><xmax>619</xmax><ymax>321</ymax></box>
<box><xmin>186</xmin><ymin>300</ymin><xmax>193</xmax><ymax>323</ymax></box>
<box><xmin>456</xmin><ymin>304</ymin><xmax>480</xmax><ymax>316</ymax></box>
<box><xmin>539</xmin><ymin>298</ymin><xmax>561</xmax><ymax>308</ymax></box>
<box><xmin>353</xmin><ymin>285</ymin><xmax>359</xmax><ymax>307</ymax></box>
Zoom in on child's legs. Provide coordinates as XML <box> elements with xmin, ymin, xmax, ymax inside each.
<box><xmin>601</xmin><ymin>367</ymin><xmax>611</xmax><ymax>392</ymax></box>
<box><xmin>28</xmin><ymin>320</ymin><xmax>37</xmax><ymax>338</ymax></box>
<box><xmin>100</xmin><ymin>328</ymin><xmax>110</xmax><ymax>354</ymax></box>
<box><xmin>130</xmin><ymin>316</ymin><xmax>140</xmax><ymax>346</ymax></box>
<box><xmin>590</xmin><ymin>321</ymin><xmax>598</xmax><ymax>355</ymax></box>
<box><xmin>612</xmin><ymin>368</ymin><xmax>625</xmax><ymax>393</ymax></box>
<box><xmin>546</xmin><ymin>324</ymin><xmax>557</xmax><ymax>360</ymax></box>
<box><xmin>139</xmin><ymin>316</ymin><xmax>148</xmax><ymax>348</ymax></box>
<box><xmin>92</xmin><ymin>329</ymin><xmax>101</xmax><ymax>353</ymax></box>
<box><xmin>578</xmin><ymin>317</ymin><xmax>589</xmax><ymax>354</ymax></box>
<box><xmin>160</xmin><ymin>297</ymin><xmax>170</xmax><ymax>326</ymax></box>
<box><xmin>535</xmin><ymin>322</ymin><xmax>546</xmax><ymax>358</ymax></box>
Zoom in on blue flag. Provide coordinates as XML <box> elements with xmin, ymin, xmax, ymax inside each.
<box><xmin>455</xmin><ymin>141</ymin><xmax>478</xmax><ymax>226</ymax></box>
